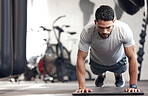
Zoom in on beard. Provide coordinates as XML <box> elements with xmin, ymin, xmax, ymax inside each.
<box><xmin>98</xmin><ymin>32</ymin><xmax>111</xmax><ymax>39</ymax></box>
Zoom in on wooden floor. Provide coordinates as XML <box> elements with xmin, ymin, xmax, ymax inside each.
<box><xmin>0</xmin><ymin>80</ymin><xmax>147</xmax><ymax>96</ymax></box>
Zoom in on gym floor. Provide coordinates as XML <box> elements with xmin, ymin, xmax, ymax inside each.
<box><xmin>0</xmin><ymin>79</ymin><xmax>147</xmax><ymax>96</ymax></box>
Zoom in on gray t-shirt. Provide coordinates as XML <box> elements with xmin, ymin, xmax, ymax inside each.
<box><xmin>78</xmin><ymin>20</ymin><xmax>135</xmax><ymax>66</ymax></box>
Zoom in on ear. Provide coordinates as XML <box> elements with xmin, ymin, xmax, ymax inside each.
<box><xmin>113</xmin><ymin>20</ymin><xmax>115</xmax><ymax>23</ymax></box>
<box><xmin>94</xmin><ymin>20</ymin><xmax>97</xmax><ymax>24</ymax></box>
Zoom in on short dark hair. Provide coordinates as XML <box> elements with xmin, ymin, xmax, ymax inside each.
<box><xmin>95</xmin><ymin>5</ymin><xmax>114</xmax><ymax>21</ymax></box>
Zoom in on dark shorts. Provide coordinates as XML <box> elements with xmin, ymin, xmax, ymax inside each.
<box><xmin>89</xmin><ymin>57</ymin><xmax>127</xmax><ymax>75</ymax></box>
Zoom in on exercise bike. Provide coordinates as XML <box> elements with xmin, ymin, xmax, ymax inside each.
<box><xmin>38</xmin><ymin>15</ymin><xmax>92</xmax><ymax>82</ymax></box>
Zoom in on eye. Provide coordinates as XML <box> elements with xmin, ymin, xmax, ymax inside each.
<box><xmin>106</xmin><ymin>26</ymin><xmax>111</xmax><ymax>29</ymax></box>
<box><xmin>98</xmin><ymin>26</ymin><xmax>111</xmax><ymax>30</ymax></box>
<box><xmin>98</xmin><ymin>26</ymin><xmax>104</xmax><ymax>29</ymax></box>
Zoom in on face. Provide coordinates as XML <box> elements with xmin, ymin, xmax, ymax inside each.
<box><xmin>94</xmin><ymin>19</ymin><xmax>114</xmax><ymax>39</ymax></box>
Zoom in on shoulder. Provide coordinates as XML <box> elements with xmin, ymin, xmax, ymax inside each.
<box><xmin>114</xmin><ymin>20</ymin><xmax>130</xmax><ymax>29</ymax></box>
<box><xmin>113</xmin><ymin>20</ymin><xmax>132</xmax><ymax>36</ymax></box>
<box><xmin>83</xmin><ymin>22</ymin><xmax>96</xmax><ymax>33</ymax></box>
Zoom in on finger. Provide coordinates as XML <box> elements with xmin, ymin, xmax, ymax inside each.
<box><xmin>75</xmin><ymin>89</ymin><xmax>79</xmax><ymax>93</ymax></box>
<box><xmin>134</xmin><ymin>89</ymin><xmax>141</xmax><ymax>92</ymax></box>
<box><xmin>77</xmin><ymin>89</ymin><xmax>81</xmax><ymax>93</ymax></box>
<box><xmin>85</xmin><ymin>89</ymin><xmax>88</xmax><ymax>93</ymax></box>
<box><xmin>135</xmin><ymin>88</ymin><xmax>141</xmax><ymax>92</ymax></box>
<box><xmin>81</xmin><ymin>89</ymin><xmax>84</xmax><ymax>93</ymax></box>
<box><xmin>88</xmin><ymin>89</ymin><xmax>93</xmax><ymax>92</ymax></box>
<box><xmin>137</xmin><ymin>89</ymin><xmax>140</xmax><ymax>92</ymax></box>
<box><xmin>77</xmin><ymin>90</ymin><xmax>80</xmax><ymax>93</ymax></box>
<box><xmin>124</xmin><ymin>89</ymin><xmax>128</xmax><ymax>92</ymax></box>
<box><xmin>128</xmin><ymin>88</ymin><xmax>132</xmax><ymax>92</ymax></box>
<box><xmin>79</xmin><ymin>90</ymin><xmax>82</xmax><ymax>93</ymax></box>
<box><xmin>136</xmin><ymin>89</ymin><xmax>139</xmax><ymax>92</ymax></box>
<box><xmin>132</xmin><ymin>88</ymin><xmax>135</xmax><ymax>92</ymax></box>
<box><xmin>131</xmin><ymin>88</ymin><xmax>135</xmax><ymax>92</ymax></box>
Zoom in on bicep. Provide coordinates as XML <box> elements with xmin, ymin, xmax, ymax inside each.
<box><xmin>77</xmin><ymin>49</ymin><xmax>88</xmax><ymax>60</ymax></box>
<box><xmin>124</xmin><ymin>45</ymin><xmax>136</xmax><ymax>59</ymax></box>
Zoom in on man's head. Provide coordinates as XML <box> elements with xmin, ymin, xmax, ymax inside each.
<box><xmin>95</xmin><ymin>5</ymin><xmax>114</xmax><ymax>21</ymax></box>
<box><xmin>94</xmin><ymin>5</ymin><xmax>115</xmax><ymax>39</ymax></box>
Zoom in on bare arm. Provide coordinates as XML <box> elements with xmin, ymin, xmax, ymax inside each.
<box><xmin>124</xmin><ymin>45</ymin><xmax>140</xmax><ymax>92</ymax></box>
<box><xmin>76</xmin><ymin>49</ymin><xmax>92</xmax><ymax>93</ymax></box>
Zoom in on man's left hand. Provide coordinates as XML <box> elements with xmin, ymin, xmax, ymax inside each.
<box><xmin>124</xmin><ymin>88</ymin><xmax>140</xmax><ymax>92</ymax></box>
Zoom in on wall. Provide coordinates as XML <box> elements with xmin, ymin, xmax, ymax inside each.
<box><xmin>27</xmin><ymin>0</ymin><xmax>148</xmax><ymax>83</ymax></box>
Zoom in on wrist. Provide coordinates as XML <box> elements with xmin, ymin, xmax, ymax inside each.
<box><xmin>130</xmin><ymin>84</ymin><xmax>137</xmax><ymax>89</ymax></box>
<box><xmin>79</xmin><ymin>85</ymin><xmax>86</xmax><ymax>89</ymax></box>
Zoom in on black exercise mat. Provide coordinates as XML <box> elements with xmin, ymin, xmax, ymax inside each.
<box><xmin>72</xmin><ymin>91</ymin><xmax>144</xmax><ymax>95</ymax></box>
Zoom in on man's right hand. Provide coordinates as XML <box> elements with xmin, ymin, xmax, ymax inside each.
<box><xmin>75</xmin><ymin>88</ymin><xmax>93</xmax><ymax>93</ymax></box>
<box><xmin>76</xmin><ymin>50</ymin><xmax>91</xmax><ymax>93</ymax></box>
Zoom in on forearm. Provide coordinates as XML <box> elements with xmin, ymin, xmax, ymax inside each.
<box><xmin>76</xmin><ymin>58</ymin><xmax>86</xmax><ymax>89</ymax></box>
<box><xmin>128</xmin><ymin>57</ymin><xmax>138</xmax><ymax>85</ymax></box>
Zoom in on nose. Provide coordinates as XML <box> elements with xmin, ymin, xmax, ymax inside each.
<box><xmin>102</xmin><ymin>29</ymin><xmax>108</xmax><ymax>34</ymax></box>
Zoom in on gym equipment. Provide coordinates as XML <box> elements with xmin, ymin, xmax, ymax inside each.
<box><xmin>115</xmin><ymin>0</ymin><xmax>147</xmax><ymax>81</ymax></box>
<box><xmin>115</xmin><ymin>0</ymin><xmax>144</xmax><ymax>15</ymax></box>
<box><xmin>137</xmin><ymin>48</ymin><xmax>145</xmax><ymax>56</ymax></box>
<box><xmin>137</xmin><ymin>12</ymin><xmax>147</xmax><ymax>81</ymax></box>
<box><xmin>0</xmin><ymin>0</ymin><xmax>13</xmax><ymax>77</ymax></box>
<box><xmin>0</xmin><ymin>0</ymin><xmax>27</xmax><ymax>78</ymax></box>
<box><xmin>128</xmin><ymin>0</ymin><xmax>144</xmax><ymax>8</ymax></box>
<box><xmin>72</xmin><ymin>91</ymin><xmax>144</xmax><ymax>95</ymax></box>
<box><xmin>40</xmin><ymin>16</ymin><xmax>92</xmax><ymax>82</ymax></box>
<box><xmin>115</xmin><ymin>0</ymin><xmax>140</xmax><ymax>15</ymax></box>
<box><xmin>12</xmin><ymin>0</ymin><xmax>27</xmax><ymax>75</ymax></box>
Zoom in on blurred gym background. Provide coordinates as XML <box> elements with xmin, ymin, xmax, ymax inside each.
<box><xmin>0</xmin><ymin>0</ymin><xmax>148</xmax><ymax>84</ymax></box>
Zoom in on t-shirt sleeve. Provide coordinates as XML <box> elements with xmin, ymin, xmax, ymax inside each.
<box><xmin>78</xmin><ymin>28</ymin><xmax>91</xmax><ymax>52</ymax></box>
<box><xmin>122</xmin><ymin>24</ymin><xmax>135</xmax><ymax>47</ymax></box>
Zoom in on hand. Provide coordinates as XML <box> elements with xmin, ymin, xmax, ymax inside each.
<box><xmin>124</xmin><ymin>88</ymin><xmax>140</xmax><ymax>92</ymax></box>
<box><xmin>75</xmin><ymin>88</ymin><xmax>93</xmax><ymax>93</ymax></box>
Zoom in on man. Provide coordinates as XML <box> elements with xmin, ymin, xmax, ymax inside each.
<box><xmin>76</xmin><ymin>5</ymin><xmax>140</xmax><ymax>93</ymax></box>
